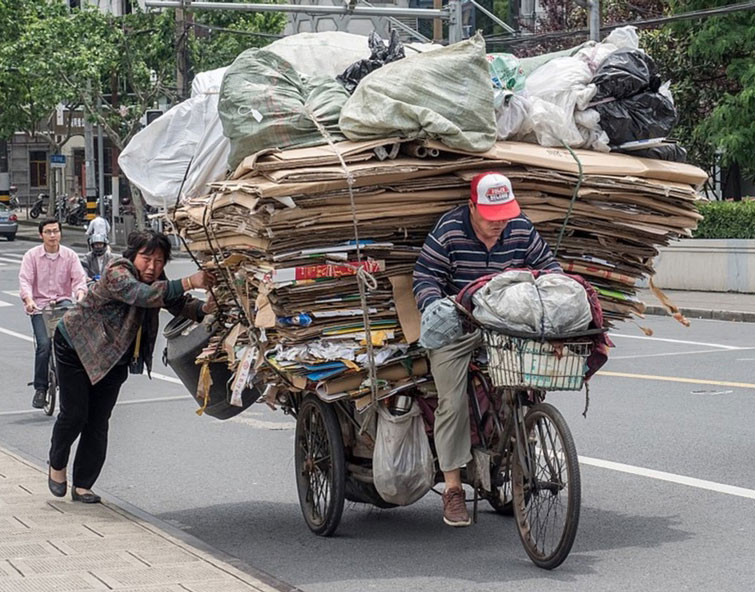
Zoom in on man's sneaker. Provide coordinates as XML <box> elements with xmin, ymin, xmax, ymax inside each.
<box><xmin>442</xmin><ymin>486</ymin><xmax>471</xmax><ymax>527</ymax></box>
<box><xmin>32</xmin><ymin>389</ymin><xmax>46</xmax><ymax>409</ymax></box>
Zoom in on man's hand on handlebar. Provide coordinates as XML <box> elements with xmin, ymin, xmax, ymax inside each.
<box><xmin>23</xmin><ymin>298</ymin><xmax>37</xmax><ymax>314</ymax></box>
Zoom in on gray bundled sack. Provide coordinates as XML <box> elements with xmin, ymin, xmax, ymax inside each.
<box><xmin>472</xmin><ymin>271</ymin><xmax>592</xmax><ymax>336</ymax></box>
<box><xmin>338</xmin><ymin>33</ymin><xmax>496</xmax><ymax>153</ymax></box>
<box><xmin>218</xmin><ymin>48</ymin><xmax>350</xmax><ymax>170</ymax></box>
<box><xmin>419</xmin><ymin>297</ymin><xmax>463</xmax><ymax>350</ymax></box>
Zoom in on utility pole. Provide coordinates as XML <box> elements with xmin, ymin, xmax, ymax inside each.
<box><xmin>97</xmin><ymin>111</ymin><xmax>105</xmax><ymax>218</ymax></box>
<box><xmin>0</xmin><ymin>139</ymin><xmax>9</xmax><ymax>207</ymax></box>
<box><xmin>84</xmin><ymin>81</ymin><xmax>97</xmax><ymax>224</ymax></box>
<box><xmin>576</xmin><ymin>0</ymin><xmax>601</xmax><ymax>41</ymax></box>
<box><xmin>433</xmin><ymin>0</ymin><xmax>442</xmax><ymax>42</ymax></box>
<box><xmin>589</xmin><ymin>0</ymin><xmax>601</xmax><ymax>41</ymax></box>
<box><xmin>447</xmin><ymin>0</ymin><xmax>463</xmax><ymax>44</ymax></box>
<box><xmin>176</xmin><ymin>1</ymin><xmax>191</xmax><ymax>100</ymax></box>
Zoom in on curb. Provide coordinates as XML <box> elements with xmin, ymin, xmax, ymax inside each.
<box><xmin>644</xmin><ymin>305</ymin><xmax>755</xmax><ymax>323</ymax></box>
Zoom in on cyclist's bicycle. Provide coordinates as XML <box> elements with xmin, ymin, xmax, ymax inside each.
<box><xmin>32</xmin><ymin>301</ymin><xmax>72</xmax><ymax>416</ymax></box>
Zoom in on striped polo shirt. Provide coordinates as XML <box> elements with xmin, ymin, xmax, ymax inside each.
<box><xmin>413</xmin><ymin>205</ymin><xmax>561</xmax><ymax>311</ymax></box>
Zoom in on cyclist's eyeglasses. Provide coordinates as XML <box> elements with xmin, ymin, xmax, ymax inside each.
<box><xmin>42</xmin><ymin>229</ymin><xmax>61</xmax><ymax>235</ymax></box>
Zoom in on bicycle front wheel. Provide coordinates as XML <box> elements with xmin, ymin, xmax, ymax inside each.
<box><xmin>512</xmin><ymin>403</ymin><xmax>580</xmax><ymax>570</ymax></box>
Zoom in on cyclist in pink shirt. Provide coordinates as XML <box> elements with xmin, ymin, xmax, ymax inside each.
<box><xmin>18</xmin><ymin>218</ymin><xmax>87</xmax><ymax>409</ymax></box>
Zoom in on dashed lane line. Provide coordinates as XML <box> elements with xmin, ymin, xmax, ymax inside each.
<box><xmin>0</xmin><ymin>326</ymin><xmax>33</xmax><ymax>342</ymax></box>
<box><xmin>609</xmin><ymin>333</ymin><xmax>745</xmax><ymax>350</ymax></box>
<box><xmin>580</xmin><ymin>456</ymin><xmax>755</xmax><ymax>500</ymax></box>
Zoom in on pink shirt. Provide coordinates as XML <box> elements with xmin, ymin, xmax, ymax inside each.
<box><xmin>18</xmin><ymin>244</ymin><xmax>87</xmax><ymax>313</ymax></box>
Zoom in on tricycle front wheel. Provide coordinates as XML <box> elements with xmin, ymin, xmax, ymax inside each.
<box><xmin>512</xmin><ymin>403</ymin><xmax>580</xmax><ymax>570</ymax></box>
<box><xmin>294</xmin><ymin>394</ymin><xmax>346</xmax><ymax>536</ymax></box>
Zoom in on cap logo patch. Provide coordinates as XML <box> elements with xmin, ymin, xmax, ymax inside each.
<box><xmin>485</xmin><ymin>185</ymin><xmax>511</xmax><ymax>203</ymax></box>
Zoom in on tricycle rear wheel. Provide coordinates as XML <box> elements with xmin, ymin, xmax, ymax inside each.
<box><xmin>294</xmin><ymin>394</ymin><xmax>346</xmax><ymax>536</ymax></box>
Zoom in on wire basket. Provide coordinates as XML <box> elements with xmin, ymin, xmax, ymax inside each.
<box><xmin>41</xmin><ymin>307</ymin><xmax>69</xmax><ymax>339</ymax></box>
<box><xmin>482</xmin><ymin>330</ymin><xmax>593</xmax><ymax>391</ymax></box>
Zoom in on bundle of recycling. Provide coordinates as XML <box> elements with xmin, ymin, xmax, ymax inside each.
<box><xmin>174</xmin><ymin>136</ymin><xmax>705</xmax><ymax>400</ymax></box>
<box><xmin>125</xmin><ymin>29</ymin><xmax>708</xmax><ymax>401</ymax></box>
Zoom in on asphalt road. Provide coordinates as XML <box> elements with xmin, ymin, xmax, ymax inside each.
<box><xmin>1</xmin><ymin>240</ymin><xmax>754</xmax><ymax>592</ymax></box>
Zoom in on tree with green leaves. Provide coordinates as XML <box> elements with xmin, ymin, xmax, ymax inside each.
<box><xmin>664</xmin><ymin>1</ymin><xmax>754</xmax><ymax>180</ymax></box>
<box><xmin>0</xmin><ymin>2</ymin><xmax>286</xmax><ymax>226</ymax></box>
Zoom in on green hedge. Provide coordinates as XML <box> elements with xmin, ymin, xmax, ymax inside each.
<box><xmin>693</xmin><ymin>200</ymin><xmax>755</xmax><ymax>239</ymax></box>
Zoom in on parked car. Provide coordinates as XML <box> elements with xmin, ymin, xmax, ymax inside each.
<box><xmin>0</xmin><ymin>203</ymin><xmax>18</xmax><ymax>240</ymax></box>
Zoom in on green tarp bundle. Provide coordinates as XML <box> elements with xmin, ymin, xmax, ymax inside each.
<box><xmin>218</xmin><ymin>48</ymin><xmax>350</xmax><ymax>171</ymax></box>
<box><xmin>338</xmin><ymin>33</ymin><xmax>497</xmax><ymax>153</ymax></box>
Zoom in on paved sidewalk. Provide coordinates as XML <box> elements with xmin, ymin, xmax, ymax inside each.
<box><xmin>0</xmin><ymin>446</ymin><xmax>294</xmax><ymax>592</ymax></box>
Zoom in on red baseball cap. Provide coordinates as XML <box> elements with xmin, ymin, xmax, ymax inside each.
<box><xmin>470</xmin><ymin>172</ymin><xmax>521</xmax><ymax>221</ymax></box>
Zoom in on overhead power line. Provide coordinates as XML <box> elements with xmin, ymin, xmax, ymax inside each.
<box><xmin>486</xmin><ymin>0</ymin><xmax>755</xmax><ymax>45</ymax></box>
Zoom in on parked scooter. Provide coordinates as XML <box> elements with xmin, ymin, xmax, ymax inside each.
<box><xmin>8</xmin><ymin>185</ymin><xmax>20</xmax><ymax>210</ymax></box>
<box><xmin>29</xmin><ymin>193</ymin><xmax>50</xmax><ymax>219</ymax></box>
<box><xmin>64</xmin><ymin>195</ymin><xmax>87</xmax><ymax>226</ymax></box>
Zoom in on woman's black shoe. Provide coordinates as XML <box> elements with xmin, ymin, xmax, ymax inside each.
<box><xmin>47</xmin><ymin>467</ymin><xmax>67</xmax><ymax>498</ymax></box>
<box><xmin>71</xmin><ymin>489</ymin><xmax>101</xmax><ymax>504</ymax></box>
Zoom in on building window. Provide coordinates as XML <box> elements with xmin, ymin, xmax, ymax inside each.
<box><xmin>29</xmin><ymin>151</ymin><xmax>48</xmax><ymax>188</ymax></box>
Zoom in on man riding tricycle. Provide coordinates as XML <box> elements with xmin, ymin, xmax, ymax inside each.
<box><xmin>166</xmin><ymin>172</ymin><xmax>611</xmax><ymax>570</ymax></box>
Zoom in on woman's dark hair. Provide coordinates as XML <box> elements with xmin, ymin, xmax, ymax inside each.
<box><xmin>38</xmin><ymin>218</ymin><xmax>61</xmax><ymax>234</ymax></box>
<box><xmin>123</xmin><ymin>230</ymin><xmax>172</xmax><ymax>262</ymax></box>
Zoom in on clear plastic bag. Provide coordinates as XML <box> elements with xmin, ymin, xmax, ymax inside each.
<box><xmin>494</xmin><ymin>91</ymin><xmax>531</xmax><ymax>140</ymax></box>
<box><xmin>373</xmin><ymin>402</ymin><xmax>434</xmax><ymax>506</ymax></box>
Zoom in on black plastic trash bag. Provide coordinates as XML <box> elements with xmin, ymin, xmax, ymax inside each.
<box><xmin>595</xmin><ymin>91</ymin><xmax>677</xmax><ymax>146</ymax></box>
<box><xmin>593</xmin><ymin>48</ymin><xmax>661</xmax><ymax>101</ymax></box>
<box><xmin>337</xmin><ymin>30</ymin><xmax>405</xmax><ymax>93</ymax></box>
<box><xmin>617</xmin><ymin>142</ymin><xmax>687</xmax><ymax>163</ymax></box>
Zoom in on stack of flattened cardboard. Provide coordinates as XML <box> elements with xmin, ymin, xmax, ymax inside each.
<box><xmin>174</xmin><ymin>138</ymin><xmax>706</xmax><ymax>399</ymax></box>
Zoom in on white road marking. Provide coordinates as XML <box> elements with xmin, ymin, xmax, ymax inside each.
<box><xmin>0</xmin><ymin>299</ymin><xmax>13</xmax><ymax>308</ymax></box>
<box><xmin>609</xmin><ymin>333</ymin><xmax>745</xmax><ymax>350</ymax></box>
<box><xmin>144</xmin><ymin>371</ymin><xmax>183</xmax><ymax>385</ymax></box>
<box><xmin>611</xmin><ymin>348</ymin><xmax>755</xmax><ymax>360</ymax></box>
<box><xmin>580</xmin><ymin>456</ymin><xmax>755</xmax><ymax>500</ymax></box>
<box><xmin>0</xmin><ymin>394</ymin><xmax>192</xmax><ymax>417</ymax></box>
<box><xmin>2</xmin><ymin>290</ymin><xmax>19</xmax><ymax>297</ymax></box>
<box><xmin>0</xmin><ymin>257</ymin><xmax>22</xmax><ymax>265</ymax></box>
<box><xmin>228</xmin><ymin>414</ymin><xmax>294</xmax><ymax>430</ymax></box>
<box><xmin>118</xmin><ymin>395</ymin><xmax>190</xmax><ymax>405</ymax></box>
<box><xmin>0</xmin><ymin>326</ymin><xmax>33</xmax><ymax>342</ymax></box>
